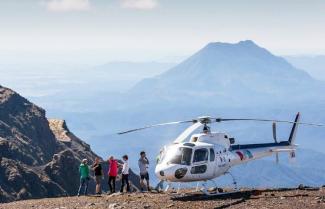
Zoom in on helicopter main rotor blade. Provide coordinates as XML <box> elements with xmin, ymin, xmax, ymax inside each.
<box><xmin>174</xmin><ymin>122</ymin><xmax>203</xmax><ymax>143</ymax></box>
<box><xmin>213</xmin><ymin>118</ymin><xmax>325</xmax><ymax>127</ymax></box>
<box><xmin>117</xmin><ymin>120</ymin><xmax>194</xmax><ymax>135</ymax></box>
<box><xmin>117</xmin><ymin>113</ymin><xmax>325</xmax><ymax>135</ymax></box>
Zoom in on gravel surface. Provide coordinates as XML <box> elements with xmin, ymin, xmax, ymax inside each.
<box><xmin>1</xmin><ymin>188</ymin><xmax>325</xmax><ymax>209</ymax></box>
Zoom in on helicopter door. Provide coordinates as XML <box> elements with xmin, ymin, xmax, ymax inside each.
<box><xmin>209</xmin><ymin>148</ymin><xmax>216</xmax><ymax>177</ymax></box>
<box><xmin>190</xmin><ymin>148</ymin><xmax>209</xmax><ymax>180</ymax></box>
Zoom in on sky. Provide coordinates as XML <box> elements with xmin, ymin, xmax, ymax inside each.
<box><xmin>0</xmin><ymin>0</ymin><xmax>325</xmax><ymax>64</ymax></box>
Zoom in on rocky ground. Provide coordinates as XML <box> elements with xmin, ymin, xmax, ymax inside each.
<box><xmin>1</xmin><ymin>187</ymin><xmax>325</xmax><ymax>209</ymax></box>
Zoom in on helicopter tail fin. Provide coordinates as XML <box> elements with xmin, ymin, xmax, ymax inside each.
<box><xmin>288</xmin><ymin>112</ymin><xmax>300</xmax><ymax>145</ymax></box>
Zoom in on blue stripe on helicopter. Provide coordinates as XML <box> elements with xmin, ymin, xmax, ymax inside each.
<box><xmin>244</xmin><ymin>150</ymin><xmax>253</xmax><ymax>159</ymax></box>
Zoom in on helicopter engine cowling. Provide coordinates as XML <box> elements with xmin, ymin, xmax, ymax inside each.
<box><xmin>190</xmin><ymin>132</ymin><xmax>231</xmax><ymax>149</ymax></box>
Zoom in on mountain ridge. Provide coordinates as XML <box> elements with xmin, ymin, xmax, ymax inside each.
<box><xmin>0</xmin><ymin>85</ymin><xmax>140</xmax><ymax>203</ymax></box>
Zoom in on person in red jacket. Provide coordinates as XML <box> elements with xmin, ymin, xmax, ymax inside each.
<box><xmin>108</xmin><ymin>156</ymin><xmax>118</xmax><ymax>194</ymax></box>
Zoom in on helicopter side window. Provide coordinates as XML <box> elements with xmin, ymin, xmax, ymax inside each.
<box><xmin>190</xmin><ymin>165</ymin><xmax>207</xmax><ymax>174</ymax></box>
<box><xmin>210</xmin><ymin>148</ymin><xmax>215</xmax><ymax>162</ymax></box>
<box><xmin>193</xmin><ymin>148</ymin><xmax>208</xmax><ymax>163</ymax></box>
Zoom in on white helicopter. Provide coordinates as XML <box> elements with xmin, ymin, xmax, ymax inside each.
<box><xmin>118</xmin><ymin>113</ymin><xmax>325</xmax><ymax>195</ymax></box>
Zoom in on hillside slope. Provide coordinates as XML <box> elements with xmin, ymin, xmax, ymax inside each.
<box><xmin>0</xmin><ymin>85</ymin><xmax>140</xmax><ymax>203</ymax></box>
<box><xmin>285</xmin><ymin>55</ymin><xmax>325</xmax><ymax>81</ymax></box>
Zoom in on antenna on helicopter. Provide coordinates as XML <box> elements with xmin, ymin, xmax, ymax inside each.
<box><xmin>202</xmin><ymin>124</ymin><xmax>211</xmax><ymax>134</ymax></box>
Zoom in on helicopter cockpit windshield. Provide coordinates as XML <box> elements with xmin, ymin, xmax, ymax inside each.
<box><xmin>165</xmin><ymin>147</ymin><xmax>193</xmax><ymax>166</ymax></box>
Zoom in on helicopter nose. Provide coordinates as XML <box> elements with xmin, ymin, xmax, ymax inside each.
<box><xmin>155</xmin><ymin>164</ymin><xmax>171</xmax><ymax>179</ymax></box>
<box><xmin>155</xmin><ymin>165</ymin><xmax>188</xmax><ymax>181</ymax></box>
<box><xmin>155</xmin><ymin>166</ymin><xmax>172</xmax><ymax>180</ymax></box>
<box><xmin>158</xmin><ymin>170</ymin><xmax>165</xmax><ymax>177</ymax></box>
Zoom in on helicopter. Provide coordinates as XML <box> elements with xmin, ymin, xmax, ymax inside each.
<box><xmin>118</xmin><ymin>112</ymin><xmax>325</xmax><ymax>195</ymax></box>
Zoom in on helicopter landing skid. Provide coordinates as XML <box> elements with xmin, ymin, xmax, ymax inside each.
<box><xmin>201</xmin><ymin>172</ymin><xmax>238</xmax><ymax>196</ymax></box>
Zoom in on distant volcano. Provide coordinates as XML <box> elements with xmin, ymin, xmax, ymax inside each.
<box><xmin>130</xmin><ymin>40</ymin><xmax>323</xmax><ymax>107</ymax></box>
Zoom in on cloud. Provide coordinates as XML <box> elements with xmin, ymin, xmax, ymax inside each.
<box><xmin>119</xmin><ymin>0</ymin><xmax>158</xmax><ymax>10</ymax></box>
<box><xmin>46</xmin><ymin>0</ymin><xmax>91</xmax><ymax>12</ymax></box>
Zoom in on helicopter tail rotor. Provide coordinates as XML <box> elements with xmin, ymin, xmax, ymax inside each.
<box><xmin>288</xmin><ymin>112</ymin><xmax>301</xmax><ymax>145</ymax></box>
<box><xmin>272</xmin><ymin>122</ymin><xmax>279</xmax><ymax>164</ymax></box>
<box><xmin>287</xmin><ymin>113</ymin><xmax>301</xmax><ymax>163</ymax></box>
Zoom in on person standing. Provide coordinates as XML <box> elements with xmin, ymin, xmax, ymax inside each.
<box><xmin>108</xmin><ymin>156</ymin><xmax>118</xmax><ymax>194</ymax></box>
<box><xmin>77</xmin><ymin>159</ymin><xmax>90</xmax><ymax>196</ymax></box>
<box><xmin>92</xmin><ymin>157</ymin><xmax>103</xmax><ymax>195</ymax></box>
<box><xmin>120</xmin><ymin>155</ymin><xmax>130</xmax><ymax>193</ymax></box>
<box><xmin>138</xmin><ymin>151</ymin><xmax>150</xmax><ymax>192</ymax></box>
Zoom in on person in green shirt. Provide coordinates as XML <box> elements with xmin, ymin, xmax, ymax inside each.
<box><xmin>77</xmin><ymin>159</ymin><xmax>90</xmax><ymax>196</ymax></box>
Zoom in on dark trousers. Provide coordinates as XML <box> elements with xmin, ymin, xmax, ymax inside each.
<box><xmin>120</xmin><ymin>174</ymin><xmax>130</xmax><ymax>192</ymax></box>
<box><xmin>77</xmin><ymin>177</ymin><xmax>89</xmax><ymax>196</ymax></box>
<box><xmin>108</xmin><ymin>176</ymin><xmax>116</xmax><ymax>193</ymax></box>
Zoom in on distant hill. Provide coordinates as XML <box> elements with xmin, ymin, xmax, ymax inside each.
<box><xmin>14</xmin><ymin>61</ymin><xmax>175</xmax><ymax>114</ymax></box>
<box><xmin>0</xmin><ymin>62</ymin><xmax>175</xmax><ymax>99</ymax></box>
<box><xmin>94</xmin><ymin>61</ymin><xmax>175</xmax><ymax>79</ymax></box>
<box><xmin>285</xmin><ymin>55</ymin><xmax>325</xmax><ymax>81</ymax></box>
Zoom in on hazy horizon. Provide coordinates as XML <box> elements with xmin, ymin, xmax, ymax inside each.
<box><xmin>0</xmin><ymin>40</ymin><xmax>325</xmax><ymax>66</ymax></box>
<box><xmin>1</xmin><ymin>0</ymin><xmax>325</xmax><ymax>65</ymax></box>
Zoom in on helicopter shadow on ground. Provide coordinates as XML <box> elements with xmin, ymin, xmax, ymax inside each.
<box><xmin>171</xmin><ymin>188</ymin><xmax>319</xmax><ymax>209</ymax></box>
<box><xmin>171</xmin><ymin>190</ymin><xmax>252</xmax><ymax>201</ymax></box>
<box><xmin>171</xmin><ymin>190</ymin><xmax>251</xmax><ymax>209</ymax></box>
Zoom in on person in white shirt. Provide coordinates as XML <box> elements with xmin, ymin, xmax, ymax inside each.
<box><xmin>120</xmin><ymin>155</ymin><xmax>130</xmax><ymax>193</ymax></box>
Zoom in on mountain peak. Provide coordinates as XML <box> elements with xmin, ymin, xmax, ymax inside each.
<box><xmin>196</xmin><ymin>40</ymin><xmax>271</xmax><ymax>60</ymax></box>
<box><xmin>238</xmin><ymin>39</ymin><xmax>257</xmax><ymax>45</ymax></box>
<box><xmin>204</xmin><ymin>40</ymin><xmax>258</xmax><ymax>49</ymax></box>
